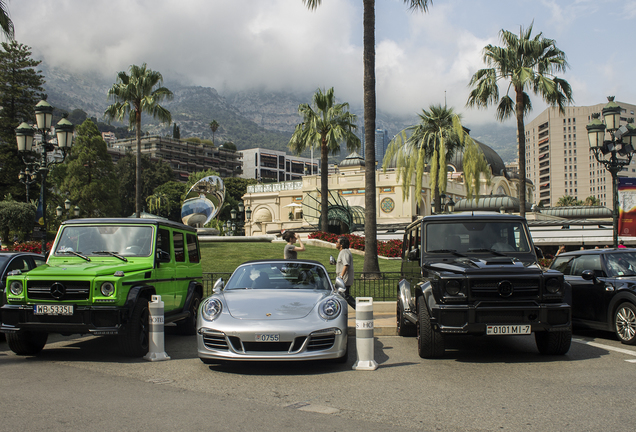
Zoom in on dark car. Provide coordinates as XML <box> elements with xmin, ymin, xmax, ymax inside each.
<box><xmin>0</xmin><ymin>252</ymin><xmax>46</xmax><ymax>340</ymax></box>
<box><xmin>551</xmin><ymin>248</ymin><xmax>636</xmax><ymax>344</ymax></box>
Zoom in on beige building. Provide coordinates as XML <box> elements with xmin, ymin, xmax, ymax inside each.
<box><xmin>525</xmin><ymin>100</ymin><xmax>636</xmax><ymax>208</ymax></box>
<box><xmin>242</xmin><ymin>144</ymin><xmax>524</xmax><ymax>236</ymax></box>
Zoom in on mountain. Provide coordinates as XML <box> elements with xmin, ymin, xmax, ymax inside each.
<box><xmin>40</xmin><ymin>64</ymin><xmax>518</xmax><ymax>163</ymax></box>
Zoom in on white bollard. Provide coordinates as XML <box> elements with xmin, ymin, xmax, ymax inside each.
<box><xmin>352</xmin><ymin>297</ymin><xmax>378</xmax><ymax>371</ymax></box>
<box><xmin>143</xmin><ymin>295</ymin><xmax>171</xmax><ymax>362</ymax></box>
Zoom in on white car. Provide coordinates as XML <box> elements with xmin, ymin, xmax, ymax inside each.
<box><xmin>197</xmin><ymin>260</ymin><xmax>349</xmax><ymax>363</ymax></box>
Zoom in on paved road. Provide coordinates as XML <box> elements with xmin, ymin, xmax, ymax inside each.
<box><xmin>1</xmin><ymin>328</ymin><xmax>634</xmax><ymax>432</ymax></box>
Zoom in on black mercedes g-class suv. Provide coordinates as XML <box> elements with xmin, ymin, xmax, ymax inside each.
<box><xmin>396</xmin><ymin>212</ymin><xmax>571</xmax><ymax>358</ymax></box>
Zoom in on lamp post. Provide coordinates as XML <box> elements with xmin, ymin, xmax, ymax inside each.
<box><xmin>586</xmin><ymin>97</ymin><xmax>636</xmax><ymax>248</ymax></box>
<box><xmin>56</xmin><ymin>199</ymin><xmax>80</xmax><ymax>220</ymax></box>
<box><xmin>431</xmin><ymin>193</ymin><xmax>455</xmax><ymax>214</ymax></box>
<box><xmin>230</xmin><ymin>201</ymin><xmax>252</xmax><ymax>236</ymax></box>
<box><xmin>16</xmin><ymin>100</ymin><xmax>74</xmax><ymax>253</ymax></box>
<box><xmin>18</xmin><ymin>167</ymin><xmax>38</xmax><ymax>203</ymax></box>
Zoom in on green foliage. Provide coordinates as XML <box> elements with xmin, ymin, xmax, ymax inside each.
<box><xmin>209</xmin><ymin>119</ymin><xmax>219</xmax><ymax>146</ymax></box>
<box><xmin>114</xmin><ymin>153</ymin><xmax>174</xmax><ymax>217</ymax></box>
<box><xmin>153</xmin><ymin>181</ymin><xmax>186</xmax><ymax>222</ymax></box>
<box><xmin>0</xmin><ymin>40</ymin><xmax>44</xmax><ymax>145</ymax></box>
<box><xmin>52</xmin><ymin>119</ymin><xmax>121</xmax><ymax>218</ymax></box>
<box><xmin>0</xmin><ymin>200</ymin><xmax>36</xmax><ymax>243</ymax></box>
<box><xmin>0</xmin><ymin>1</ymin><xmax>14</xmax><ymax>39</ymax></box>
<box><xmin>557</xmin><ymin>195</ymin><xmax>583</xmax><ymax>207</ymax></box>
<box><xmin>220</xmin><ymin>141</ymin><xmax>236</xmax><ymax>151</ymax></box>
<box><xmin>584</xmin><ymin>196</ymin><xmax>601</xmax><ymax>206</ymax></box>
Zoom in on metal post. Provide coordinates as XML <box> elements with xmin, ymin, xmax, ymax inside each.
<box><xmin>353</xmin><ymin>297</ymin><xmax>378</xmax><ymax>371</ymax></box>
<box><xmin>144</xmin><ymin>295</ymin><xmax>171</xmax><ymax>362</ymax></box>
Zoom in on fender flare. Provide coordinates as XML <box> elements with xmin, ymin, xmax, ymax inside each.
<box><xmin>181</xmin><ymin>280</ymin><xmax>204</xmax><ymax>314</ymax></box>
<box><xmin>397</xmin><ymin>279</ymin><xmax>412</xmax><ymax>312</ymax></box>
<box><xmin>124</xmin><ymin>285</ymin><xmax>156</xmax><ymax>320</ymax></box>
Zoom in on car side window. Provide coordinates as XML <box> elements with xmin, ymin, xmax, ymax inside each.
<box><xmin>33</xmin><ymin>257</ymin><xmax>46</xmax><ymax>267</ymax></box>
<box><xmin>186</xmin><ymin>233</ymin><xmax>199</xmax><ymax>263</ymax></box>
<box><xmin>552</xmin><ymin>256</ymin><xmax>575</xmax><ymax>275</ymax></box>
<box><xmin>174</xmin><ymin>232</ymin><xmax>185</xmax><ymax>262</ymax></box>
<box><xmin>571</xmin><ymin>255</ymin><xmax>603</xmax><ymax>276</ymax></box>
<box><xmin>7</xmin><ymin>257</ymin><xmax>29</xmax><ymax>273</ymax></box>
<box><xmin>157</xmin><ymin>229</ymin><xmax>171</xmax><ymax>258</ymax></box>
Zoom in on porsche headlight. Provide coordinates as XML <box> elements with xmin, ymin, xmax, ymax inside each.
<box><xmin>319</xmin><ymin>298</ymin><xmax>341</xmax><ymax>320</ymax></box>
<box><xmin>9</xmin><ymin>281</ymin><xmax>23</xmax><ymax>296</ymax></box>
<box><xmin>202</xmin><ymin>298</ymin><xmax>223</xmax><ymax>321</ymax></box>
<box><xmin>100</xmin><ymin>282</ymin><xmax>115</xmax><ymax>297</ymax></box>
<box><xmin>545</xmin><ymin>277</ymin><xmax>562</xmax><ymax>294</ymax></box>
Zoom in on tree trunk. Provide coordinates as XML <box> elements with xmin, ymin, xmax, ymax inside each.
<box><xmin>320</xmin><ymin>136</ymin><xmax>329</xmax><ymax>232</ymax></box>
<box><xmin>362</xmin><ymin>0</ymin><xmax>380</xmax><ymax>276</ymax></box>
<box><xmin>515</xmin><ymin>88</ymin><xmax>526</xmax><ymax>218</ymax></box>
<box><xmin>135</xmin><ymin>110</ymin><xmax>142</xmax><ymax>218</ymax></box>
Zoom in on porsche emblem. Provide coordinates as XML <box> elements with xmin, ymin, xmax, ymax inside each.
<box><xmin>266</xmin><ymin>313</ymin><xmax>272</xmax><ymax>317</ymax></box>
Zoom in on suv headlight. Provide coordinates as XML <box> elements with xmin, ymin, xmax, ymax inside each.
<box><xmin>545</xmin><ymin>277</ymin><xmax>562</xmax><ymax>294</ymax></box>
<box><xmin>202</xmin><ymin>298</ymin><xmax>222</xmax><ymax>321</ymax></box>
<box><xmin>100</xmin><ymin>282</ymin><xmax>115</xmax><ymax>297</ymax></box>
<box><xmin>9</xmin><ymin>281</ymin><xmax>23</xmax><ymax>296</ymax></box>
<box><xmin>319</xmin><ymin>298</ymin><xmax>341</xmax><ymax>320</ymax></box>
<box><xmin>444</xmin><ymin>279</ymin><xmax>462</xmax><ymax>296</ymax></box>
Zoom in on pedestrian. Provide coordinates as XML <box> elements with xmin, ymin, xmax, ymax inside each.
<box><xmin>335</xmin><ymin>236</ymin><xmax>356</xmax><ymax>309</ymax></box>
<box><xmin>282</xmin><ymin>230</ymin><xmax>305</xmax><ymax>259</ymax></box>
<box><xmin>618</xmin><ymin>240</ymin><xmax>627</xmax><ymax>249</ymax></box>
<box><xmin>555</xmin><ymin>245</ymin><xmax>566</xmax><ymax>256</ymax></box>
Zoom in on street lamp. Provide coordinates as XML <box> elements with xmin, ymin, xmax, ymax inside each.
<box><xmin>16</xmin><ymin>100</ymin><xmax>74</xmax><ymax>253</ymax></box>
<box><xmin>230</xmin><ymin>201</ymin><xmax>251</xmax><ymax>236</ymax></box>
<box><xmin>586</xmin><ymin>96</ymin><xmax>636</xmax><ymax>248</ymax></box>
<box><xmin>56</xmin><ymin>199</ymin><xmax>80</xmax><ymax>220</ymax></box>
<box><xmin>18</xmin><ymin>167</ymin><xmax>37</xmax><ymax>202</ymax></box>
<box><xmin>431</xmin><ymin>193</ymin><xmax>455</xmax><ymax>214</ymax></box>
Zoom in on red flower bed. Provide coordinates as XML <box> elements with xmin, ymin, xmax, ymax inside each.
<box><xmin>308</xmin><ymin>231</ymin><xmax>403</xmax><ymax>258</ymax></box>
<box><xmin>2</xmin><ymin>241</ymin><xmax>52</xmax><ymax>254</ymax></box>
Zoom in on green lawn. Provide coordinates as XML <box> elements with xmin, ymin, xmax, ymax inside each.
<box><xmin>200</xmin><ymin>241</ymin><xmax>402</xmax><ymax>274</ymax></box>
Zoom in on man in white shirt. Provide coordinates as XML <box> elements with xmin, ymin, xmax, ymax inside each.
<box><xmin>336</xmin><ymin>236</ymin><xmax>355</xmax><ymax>309</ymax></box>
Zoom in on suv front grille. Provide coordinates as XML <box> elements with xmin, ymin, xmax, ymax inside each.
<box><xmin>470</xmin><ymin>278</ymin><xmax>539</xmax><ymax>300</ymax></box>
<box><xmin>27</xmin><ymin>281</ymin><xmax>91</xmax><ymax>301</ymax></box>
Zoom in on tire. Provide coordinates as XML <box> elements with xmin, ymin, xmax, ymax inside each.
<box><xmin>119</xmin><ymin>297</ymin><xmax>150</xmax><ymax>357</ymax></box>
<box><xmin>416</xmin><ymin>295</ymin><xmax>444</xmax><ymax>358</ymax></box>
<box><xmin>535</xmin><ymin>329</ymin><xmax>572</xmax><ymax>355</ymax></box>
<box><xmin>6</xmin><ymin>331</ymin><xmax>48</xmax><ymax>356</ymax></box>
<box><xmin>177</xmin><ymin>291</ymin><xmax>202</xmax><ymax>336</ymax></box>
<box><xmin>614</xmin><ymin>302</ymin><xmax>636</xmax><ymax>345</ymax></box>
<box><xmin>397</xmin><ymin>301</ymin><xmax>416</xmax><ymax>337</ymax></box>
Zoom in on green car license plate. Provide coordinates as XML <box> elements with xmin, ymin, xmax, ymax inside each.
<box><xmin>34</xmin><ymin>304</ymin><xmax>74</xmax><ymax>316</ymax></box>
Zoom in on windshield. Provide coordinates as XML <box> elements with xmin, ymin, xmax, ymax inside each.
<box><xmin>425</xmin><ymin>221</ymin><xmax>531</xmax><ymax>253</ymax></box>
<box><xmin>225</xmin><ymin>262</ymin><xmax>332</xmax><ymax>291</ymax></box>
<box><xmin>605</xmin><ymin>252</ymin><xmax>636</xmax><ymax>277</ymax></box>
<box><xmin>54</xmin><ymin>225</ymin><xmax>154</xmax><ymax>257</ymax></box>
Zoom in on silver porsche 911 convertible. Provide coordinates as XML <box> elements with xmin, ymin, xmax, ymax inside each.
<box><xmin>197</xmin><ymin>259</ymin><xmax>349</xmax><ymax>363</ymax></box>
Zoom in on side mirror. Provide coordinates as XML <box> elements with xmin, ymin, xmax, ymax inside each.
<box><xmin>156</xmin><ymin>249</ymin><xmax>170</xmax><ymax>263</ymax></box>
<box><xmin>213</xmin><ymin>277</ymin><xmax>224</xmax><ymax>293</ymax></box>
<box><xmin>334</xmin><ymin>276</ymin><xmax>346</xmax><ymax>295</ymax></box>
<box><xmin>329</xmin><ymin>255</ymin><xmax>336</xmax><ymax>265</ymax></box>
<box><xmin>581</xmin><ymin>269</ymin><xmax>597</xmax><ymax>283</ymax></box>
<box><xmin>535</xmin><ymin>246</ymin><xmax>544</xmax><ymax>259</ymax></box>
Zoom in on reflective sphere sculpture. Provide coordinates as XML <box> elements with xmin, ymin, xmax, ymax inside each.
<box><xmin>181</xmin><ymin>176</ymin><xmax>225</xmax><ymax>226</ymax></box>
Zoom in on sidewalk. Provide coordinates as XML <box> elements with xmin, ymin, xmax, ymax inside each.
<box><xmin>347</xmin><ymin>301</ymin><xmax>397</xmax><ymax>336</ymax></box>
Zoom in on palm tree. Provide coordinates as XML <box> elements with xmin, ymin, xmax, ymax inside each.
<box><xmin>467</xmin><ymin>22</ymin><xmax>573</xmax><ymax>218</ymax></box>
<box><xmin>302</xmin><ymin>0</ymin><xmax>432</xmax><ymax>275</ymax></box>
<box><xmin>209</xmin><ymin>120</ymin><xmax>219</xmax><ymax>146</ymax></box>
<box><xmin>584</xmin><ymin>196</ymin><xmax>601</xmax><ymax>206</ymax></box>
<box><xmin>0</xmin><ymin>1</ymin><xmax>14</xmax><ymax>39</ymax></box>
<box><xmin>383</xmin><ymin>105</ymin><xmax>490</xmax><ymax>212</ymax></box>
<box><xmin>289</xmin><ymin>87</ymin><xmax>360</xmax><ymax>232</ymax></box>
<box><xmin>557</xmin><ymin>195</ymin><xmax>582</xmax><ymax>207</ymax></box>
<box><xmin>105</xmin><ymin>64</ymin><xmax>173</xmax><ymax>218</ymax></box>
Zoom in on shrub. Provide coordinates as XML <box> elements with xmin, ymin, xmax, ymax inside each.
<box><xmin>308</xmin><ymin>231</ymin><xmax>402</xmax><ymax>258</ymax></box>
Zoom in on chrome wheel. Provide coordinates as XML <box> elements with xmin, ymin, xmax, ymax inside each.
<box><xmin>615</xmin><ymin>303</ymin><xmax>636</xmax><ymax>345</ymax></box>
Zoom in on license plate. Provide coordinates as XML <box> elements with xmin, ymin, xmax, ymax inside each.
<box><xmin>34</xmin><ymin>304</ymin><xmax>74</xmax><ymax>316</ymax></box>
<box><xmin>486</xmin><ymin>325</ymin><xmax>531</xmax><ymax>335</ymax></box>
<box><xmin>255</xmin><ymin>334</ymin><xmax>280</xmax><ymax>342</ymax></box>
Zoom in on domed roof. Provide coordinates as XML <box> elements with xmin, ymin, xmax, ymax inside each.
<box><xmin>382</xmin><ymin>133</ymin><xmax>506</xmax><ymax>177</ymax></box>
<box><xmin>339</xmin><ymin>151</ymin><xmax>365</xmax><ymax>168</ymax></box>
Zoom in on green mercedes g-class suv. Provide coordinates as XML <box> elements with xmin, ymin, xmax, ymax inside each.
<box><xmin>0</xmin><ymin>218</ymin><xmax>204</xmax><ymax>357</ymax></box>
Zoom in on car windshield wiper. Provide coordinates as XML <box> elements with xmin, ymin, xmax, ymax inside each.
<box><xmin>92</xmin><ymin>251</ymin><xmax>128</xmax><ymax>262</ymax></box>
<box><xmin>58</xmin><ymin>250</ymin><xmax>91</xmax><ymax>262</ymax></box>
<box><xmin>427</xmin><ymin>249</ymin><xmax>467</xmax><ymax>258</ymax></box>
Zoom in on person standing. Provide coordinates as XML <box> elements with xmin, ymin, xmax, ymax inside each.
<box><xmin>335</xmin><ymin>236</ymin><xmax>355</xmax><ymax>309</ymax></box>
<box><xmin>282</xmin><ymin>231</ymin><xmax>305</xmax><ymax>259</ymax></box>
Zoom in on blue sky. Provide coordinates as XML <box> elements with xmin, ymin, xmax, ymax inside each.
<box><xmin>9</xmin><ymin>0</ymin><xmax>636</xmax><ymax>126</ymax></box>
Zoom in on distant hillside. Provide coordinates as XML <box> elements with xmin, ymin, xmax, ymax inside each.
<box><xmin>40</xmin><ymin>64</ymin><xmax>517</xmax><ymax>163</ymax></box>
